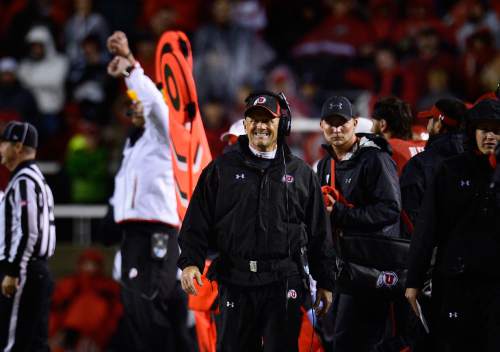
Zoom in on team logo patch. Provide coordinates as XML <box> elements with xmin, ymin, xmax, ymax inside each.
<box><xmin>282</xmin><ymin>174</ymin><xmax>294</xmax><ymax>183</ymax></box>
<box><xmin>376</xmin><ymin>271</ymin><xmax>398</xmax><ymax>288</ymax></box>
<box><xmin>235</xmin><ymin>173</ymin><xmax>245</xmax><ymax>180</ymax></box>
<box><xmin>287</xmin><ymin>289</ymin><xmax>297</xmax><ymax>299</ymax></box>
<box><xmin>460</xmin><ymin>180</ymin><xmax>471</xmax><ymax>187</ymax></box>
<box><xmin>254</xmin><ymin>96</ymin><xmax>266</xmax><ymax>105</ymax></box>
<box><xmin>448</xmin><ymin>312</ymin><xmax>459</xmax><ymax>319</ymax></box>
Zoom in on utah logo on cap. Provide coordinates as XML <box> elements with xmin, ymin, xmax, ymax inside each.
<box><xmin>254</xmin><ymin>96</ymin><xmax>266</xmax><ymax>105</ymax></box>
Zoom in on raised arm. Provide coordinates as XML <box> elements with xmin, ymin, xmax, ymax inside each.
<box><xmin>107</xmin><ymin>31</ymin><xmax>169</xmax><ymax>140</ymax></box>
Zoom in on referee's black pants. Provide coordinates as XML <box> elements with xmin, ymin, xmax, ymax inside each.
<box><xmin>119</xmin><ymin>222</ymin><xmax>193</xmax><ymax>352</ymax></box>
<box><xmin>0</xmin><ymin>260</ymin><xmax>53</xmax><ymax>352</ymax></box>
<box><xmin>216</xmin><ymin>277</ymin><xmax>305</xmax><ymax>352</ymax></box>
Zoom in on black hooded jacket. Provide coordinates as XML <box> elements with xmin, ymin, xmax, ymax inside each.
<box><xmin>316</xmin><ymin>134</ymin><xmax>401</xmax><ymax>238</ymax></box>
<box><xmin>177</xmin><ymin>135</ymin><xmax>335</xmax><ymax>290</ymax></box>
<box><xmin>407</xmin><ymin>151</ymin><xmax>500</xmax><ymax>288</ymax></box>
<box><xmin>400</xmin><ymin>132</ymin><xmax>465</xmax><ymax>225</ymax></box>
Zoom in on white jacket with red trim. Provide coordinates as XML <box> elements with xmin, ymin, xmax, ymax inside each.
<box><xmin>111</xmin><ymin>64</ymin><xmax>179</xmax><ymax>227</ymax></box>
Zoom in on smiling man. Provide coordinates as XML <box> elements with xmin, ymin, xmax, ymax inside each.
<box><xmin>178</xmin><ymin>91</ymin><xmax>335</xmax><ymax>352</ymax></box>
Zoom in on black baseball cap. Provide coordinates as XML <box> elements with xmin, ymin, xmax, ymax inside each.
<box><xmin>244</xmin><ymin>93</ymin><xmax>281</xmax><ymax>118</ymax></box>
<box><xmin>321</xmin><ymin>96</ymin><xmax>353</xmax><ymax>121</ymax></box>
<box><xmin>417</xmin><ymin>98</ymin><xmax>466</xmax><ymax>128</ymax></box>
<box><xmin>1</xmin><ymin>121</ymin><xmax>38</xmax><ymax>148</ymax></box>
<box><xmin>466</xmin><ymin>99</ymin><xmax>500</xmax><ymax>126</ymax></box>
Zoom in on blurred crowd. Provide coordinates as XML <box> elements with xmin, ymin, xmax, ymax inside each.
<box><xmin>0</xmin><ymin>0</ymin><xmax>499</xmax><ymax>203</ymax></box>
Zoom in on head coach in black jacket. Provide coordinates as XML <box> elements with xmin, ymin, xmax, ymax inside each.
<box><xmin>406</xmin><ymin>99</ymin><xmax>500</xmax><ymax>352</ymax></box>
<box><xmin>178</xmin><ymin>91</ymin><xmax>335</xmax><ymax>352</ymax></box>
<box><xmin>315</xmin><ymin>96</ymin><xmax>402</xmax><ymax>352</ymax></box>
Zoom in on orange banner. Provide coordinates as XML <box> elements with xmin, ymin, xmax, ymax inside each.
<box><xmin>155</xmin><ymin>31</ymin><xmax>212</xmax><ymax>220</ymax></box>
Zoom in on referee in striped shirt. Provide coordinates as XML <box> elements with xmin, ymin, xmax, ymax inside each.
<box><xmin>0</xmin><ymin>122</ymin><xmax>56</xmax><ymax>352</ymax></box>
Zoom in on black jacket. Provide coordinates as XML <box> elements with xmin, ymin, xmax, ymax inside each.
<box><xmin>400</xmin><ymin>132</ymin><xmax>465</xmax><ymax>225</ymax></box>
<box><xmin>316</xmin><ymin>134</ymin><xmax>401</xmax><ymax>238</ymax></box>
<box><xmin>177</xmin><ymin>136</ymin><xmax>335</xmax><ymax>290</ymax></box>
<box><xmin>407</xmin><ymin>151</ymin><xmax>500</xmax><ymax>288</ymax></box>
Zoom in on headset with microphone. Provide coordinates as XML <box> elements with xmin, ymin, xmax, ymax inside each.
<box><xmin>244</xmin><ymin>90</ymin><xmax>292</xmax><ymax>138</ymax></box>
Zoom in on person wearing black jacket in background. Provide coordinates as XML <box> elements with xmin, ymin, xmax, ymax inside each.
<box><xmin>400</xmin><ymin>98</ymin><xmax>467</xmax><ymax>226</ymax></box>
<box><xmin>178</xmin><ymin>91</ymin><xmax>334</xmax><ymax>352</ymax></box>
<box><xmin>315</xmin><ymin>96</ymin><xmax>402</xmax><ymax>352</ymax></box>
<box><xmin>406</xmin><ymin>99</ymin><xmax>500</xmax><ymax>352</ymax></box>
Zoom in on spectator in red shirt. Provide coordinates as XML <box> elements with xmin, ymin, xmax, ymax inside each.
<box><xmin>49</xmin><ymin>249</ymin><xmax>123</xmax><ymax>352</ymax></box>
<box><xmin>291</xmin><ymin>0</ymin><xmax>375</xmax><ymax>90</ymax></box>
<box><xmin>293</xmin><ymin>0</ymin><xmax>374</xmax><ymax>58</ymax></box>
<box><xmin>457</xmin><ymin>29</ymin><xmax>498</xmax><ymax>101</ymax></box>
<box><xmin>346</xmin><ymin>44</ymin><xmax>418</xmax><ymax>107</ymax></box>
<box><xmin>405</xmin><ymin>27</ymin><xmax>456</xmax><ymax>100</ymax></box>
<box><xmin>393</xmin><ymin>0</ymin><xmax>453</xmax><ymax>48</ymax></box>
<box><xmin>367</xmin><ymin>0</ymin><xmax>398</xmax><ymax>43</ymax></box>
<box><xmin>371</xmin><ymin>96</ymin><xmax>426</xmax><ymax>174</ymax></box>
<box><xmin>139</xmin><ymin>0</ymin><xmax>201</xmax><ymax>33</ymax></box>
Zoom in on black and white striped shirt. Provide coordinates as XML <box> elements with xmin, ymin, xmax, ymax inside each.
<box><xmin>0</xmin><ymin>160</ymin><xmax>56</xmax><ymax>277</ymax></box>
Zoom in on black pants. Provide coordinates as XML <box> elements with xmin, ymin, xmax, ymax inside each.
<box><xmin>0</xmin><ymin>260</ymin><xmax>53</xmax><ymax>352</ymax></box>
<box><xmin>216</xmin><ymin>278</ymin><xmax>305</xmax><ymax>352</ymax></box>
<box><xmin>330</xmin><ymin>293</ymin><xmax>392</xmax><ymax>352</ymax></box>
<box><xmin>432</xmin><ymin>279</ymin><xmax>500</xmax><ymax>352</ymax></box>
<box><xmin>119</xmin><ymin>223</ymin><xmax>192</xmax><ymax>352</ymax></box>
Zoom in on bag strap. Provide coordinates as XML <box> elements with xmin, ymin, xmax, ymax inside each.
<box><xmin>400</xmin><ymin>209</ymin><xmax>414</xmax><ymax>235</ymax></box>
<box><xmin>331</xmin><ymin>157</ymin><xmax>415</xmax><ymax>236</ymax></box>
<box><xmin>329</xmin><ymin>158</ymin><xmax>344</xmax><ymax>258</ymax></box>
<box><xmin>330</xmin><ymin>158</ymin><xmax>335</xmax><ymax>188</ymax></box>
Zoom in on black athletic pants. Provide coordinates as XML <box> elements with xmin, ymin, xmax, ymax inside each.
<box><xmin>330</xmin><ymin>293</ymin><xmax>390</xmax><ymax>352</ymax></box>
<box><xmin>119</xmin><ymin>223</ymin><xmax>193</xmax><ymax>352</ymax></box>
<box><xmin>0</xmin><ymin>260</ymin><xmax>53</xmax><ymax>352</ymax></box>
<box><xmin>432</xmin><ymin>279</ymin><xmax>500</xmax><ymax>352</ymax></box>
<box><xmin>216</xmin><ymin>277</ymin><xmax>305</xmax><ymax>352</ymax></box>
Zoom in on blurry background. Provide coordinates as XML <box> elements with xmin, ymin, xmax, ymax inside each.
<box><xmin>0</xmin><ymin>0</ymin><xmax>498</xmax><ymax>262</ymax></box>
<box><xmin>0</xmin><ymin>0</ymin><xmax>500</xmax><ymax>204</ymax></box>
<box><xmin>0</xmin><ymin>1</ymin><xmax>498</xmax><ymax>350</ymax></box>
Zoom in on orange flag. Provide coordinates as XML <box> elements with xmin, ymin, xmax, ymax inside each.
<box><xmin>155</xmin><ymin>31</ymin><xmax>212</xmax><ymax>221</ymax></box>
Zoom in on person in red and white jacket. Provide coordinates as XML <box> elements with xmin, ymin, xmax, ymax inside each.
<box><xmin>106</xmin><ymin>31</ymin><xmax>192</xmax><ymax>352</ymax></box>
